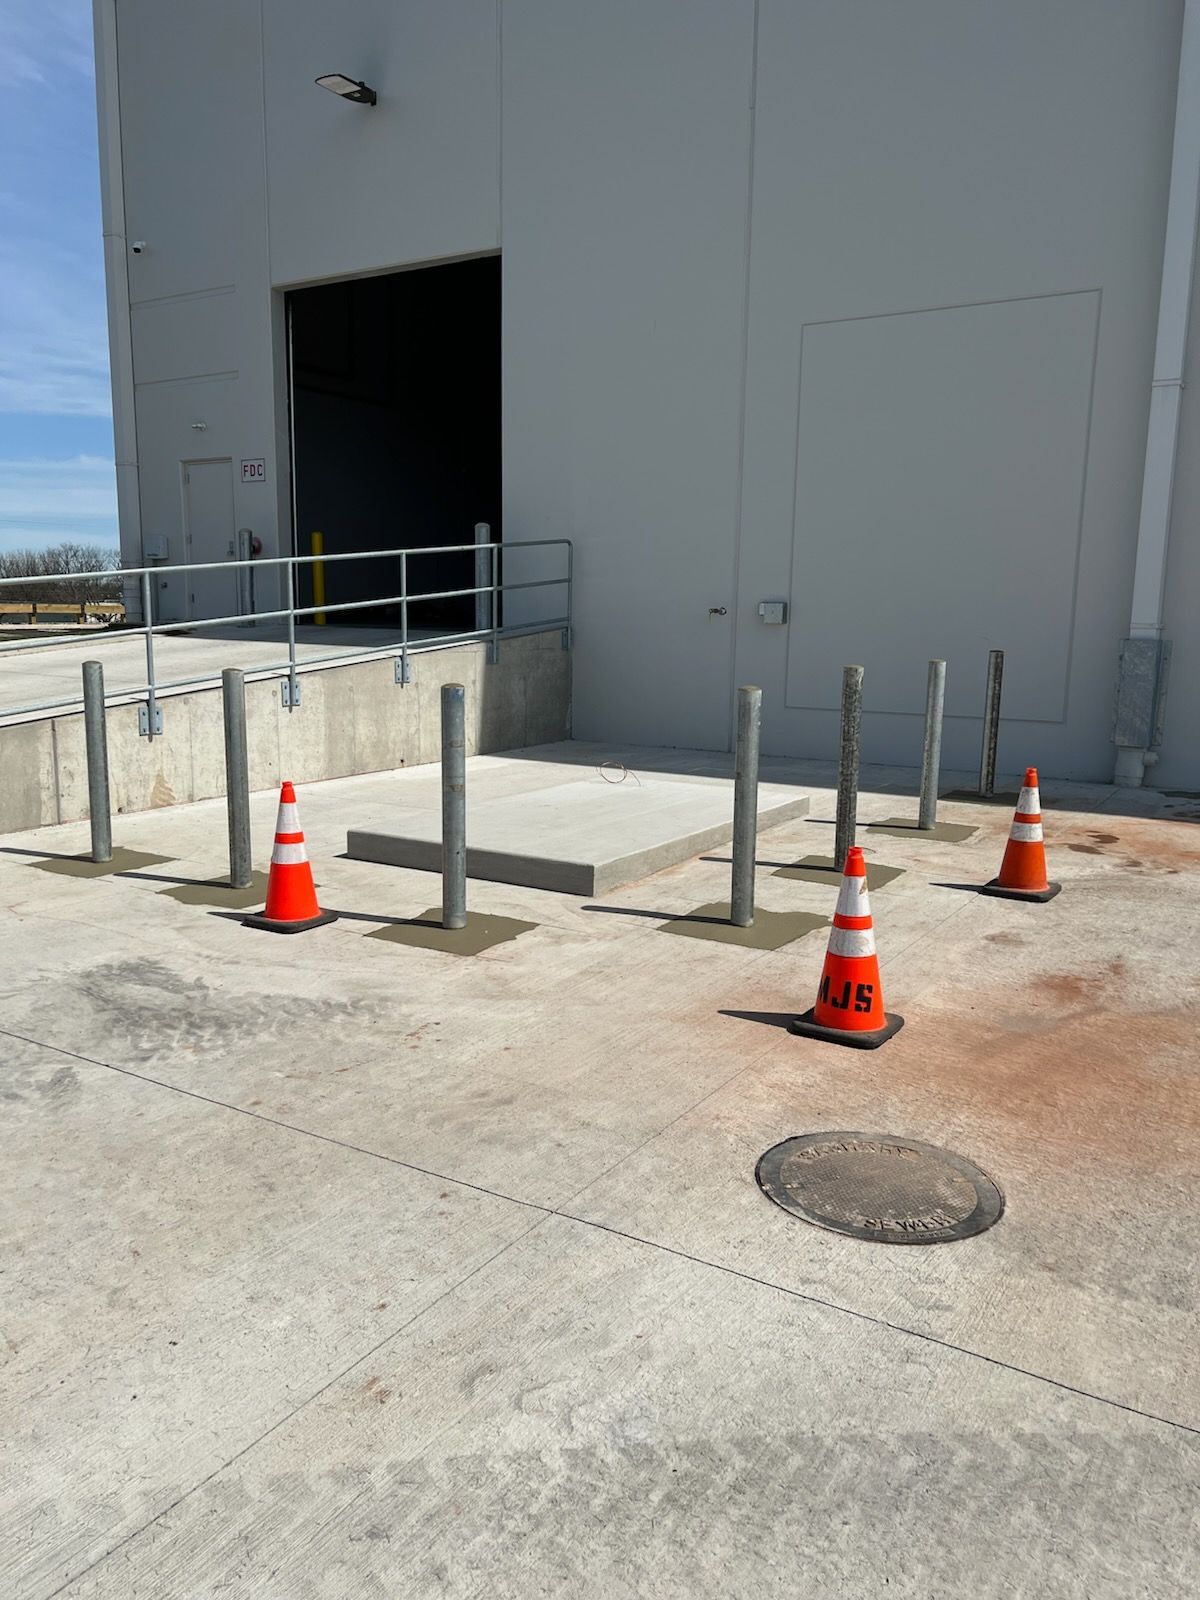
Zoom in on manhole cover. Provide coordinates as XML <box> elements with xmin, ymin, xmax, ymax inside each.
<box><xmin>756</xmin><ymin>1132</ymin><xmax>1004</xmax><ymax>1244</ymax></box>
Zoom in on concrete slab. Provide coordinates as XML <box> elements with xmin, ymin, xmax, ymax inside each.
<box><xmin>53</xmin><ymin>1219</ymin><xmax>1199</xmax><ymax>1600</ymax></box>
<box><xmin>347</xmin><ymin>767</ymin><xmax>810</xmax><ymax>895</ymax></box>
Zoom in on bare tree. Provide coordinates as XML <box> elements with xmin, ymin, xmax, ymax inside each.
<box><xmin>0</xmin><ymin>545</ymin><xmax>122</xmax><ymax>608</ymax></box>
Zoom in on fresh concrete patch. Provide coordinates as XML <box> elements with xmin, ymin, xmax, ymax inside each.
<box><xmin>660</xmin><ymin>901</ymin><xmax>828</xmax><ymax>949</ymax></box>
<box><xmin>365</xmin><ymin>907</ymin><xmax>537</xmax><ymax>955</ymax></box>
<box><xmin>157</xmin><ymin>870</ymin><xmax>271</xmax><ymax>908</ymax></box>
<box><xmin>347</xmin><ymin>772</ymin><xmax>810</xmax><ymax>895</ymax></box>
<box><xmin>774</xmin><ymin>854</ymin><xmax>905</xmax><ymax>890</ymax></box>
<box><xmin>866</xmin><ymin>816</ymin><xmax>978</xmax><ymax>843</ymax></box>
<box><xmin>30</xmin><ymin>847</ymin><xmax>174</xmax><ymax>878</ymax></box>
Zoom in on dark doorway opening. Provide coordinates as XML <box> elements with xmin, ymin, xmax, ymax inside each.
<box><xmin>287</xmin><ymin>254</ymin><xmax>500</xmax><ymax>633</ymax></box>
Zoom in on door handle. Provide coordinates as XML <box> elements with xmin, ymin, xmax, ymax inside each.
<box><xmin>708</xmin><ymin>606</ymin><xmax>728</xmax><ymax>619</ymax></box>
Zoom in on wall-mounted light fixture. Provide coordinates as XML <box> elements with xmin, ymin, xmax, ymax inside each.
<box><xmin>315</xmin><ymin>73</ymin><xmax>377</xmax><ymax>106</ymax></box>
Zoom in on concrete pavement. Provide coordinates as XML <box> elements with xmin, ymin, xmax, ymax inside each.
<box><xmin>2</xmin><ymin>749</ymin><xmax>1198</xmax><ymax>1597</ymax></box>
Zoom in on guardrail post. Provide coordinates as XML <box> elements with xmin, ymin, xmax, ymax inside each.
<box><xmin>730</xmin><ymin>685</ymin><xmax>762</xmax><ymax>927</ymax></box>
<box><xmin>441</xmin><ymin>683</ymin><xmax>467</xmax><ymax>930</ymax></box>
<box><xmin>834</xmin><ymin>665</ymin><xmax>863</xmax><ymax>871</ymax></box>
<box><xmin>491</xmin><ymin>541</ymin><xmax>502</xmax><ymax>665</ymax></box>
<box><xmin>979</xmin><ymin>649</ymin><xmax>1004</xmax><ymax>797</ymax></box>
<box><xmin>918</xmin><ymin>659</ymin><xmax>946</xmax><ymax>830</ymax></box>
<box><xmin>222</xmin><ymin>668</ymin><xmax>252</xmax><ymax>890</ymax></box>
<box><xmin>284</xmin><ymin>557</ymin><xmax>300</xmax><ymax>709</ymax></box>
<box><xmin>82</xmin><ymin>660</ymin><xmax>112</xmax><ymax>864</ymax></box>
<box><xmin>394</xmin><ymin>550</ymin><xmax>410</xmax><ymax>685</ymax></box>
<box><xmin>564</xmin><ymin>540</ymin><xmax>573</xmax><ymax>652</ymax></box>
<box><xmin>139</xmin><ymin>569</ymin><xmax>161</xmax><ymax>739</ymax></box>
<box><xmin>236</xmin><ymin>528</ymin><xmax>256</xmax><ymax>621</ymax></box>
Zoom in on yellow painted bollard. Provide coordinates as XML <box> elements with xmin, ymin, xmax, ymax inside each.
<box><xmin>311</xmin><ymin>530</ymin><xmax>326</xmax><ymax>625</ymax></box>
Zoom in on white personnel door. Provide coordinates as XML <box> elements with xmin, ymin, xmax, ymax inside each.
<box><xmin>183</xmin><ymin>459</ymin><xmax>238</xmax><ymax>621</ymax></box>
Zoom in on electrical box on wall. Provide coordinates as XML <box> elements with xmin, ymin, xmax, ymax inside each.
<box><xmin>757</xmin><ymin>599</ymin><xmax>788</xmax><ymax>625</ymax></box>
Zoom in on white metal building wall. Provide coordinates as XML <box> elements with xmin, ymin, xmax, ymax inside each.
<box><xmin>96</xmin><ymin>0</ymin><xmax>1200</xmax><ymax>785</ymax></box>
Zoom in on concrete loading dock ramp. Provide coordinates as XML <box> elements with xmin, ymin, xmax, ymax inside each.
<box><xmin>346</xmin><ymin>742</ymin><xmax>810</xmax><ymax>895</ymax></box>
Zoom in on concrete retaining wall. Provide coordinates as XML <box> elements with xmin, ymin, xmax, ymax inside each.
<box><xmin>0</xmin><ymin>631</ymin><xmax>570</xmax><ymax>835</ymax></box>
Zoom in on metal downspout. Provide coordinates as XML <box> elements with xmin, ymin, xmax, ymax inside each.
<box><xmin>1115</xmin><ymin>0</ymin><xmax>1200</xmax><ymax>785</ymax></box>
<box><xmin>92</xmin><ymin>0</ymin><xmax>144</xmax><ymax>620</ymax></box>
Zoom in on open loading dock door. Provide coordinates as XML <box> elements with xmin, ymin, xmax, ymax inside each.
<box><xmin>287</xmin><ymin>255</ymin><xmax>501</xmax><ymax>632</ymax></box>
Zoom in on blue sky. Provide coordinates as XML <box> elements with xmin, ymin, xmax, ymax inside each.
<box><xmin>0</xmin><ymin>1</ymin><xmax>117</xmax><ymax>555</ymax></box>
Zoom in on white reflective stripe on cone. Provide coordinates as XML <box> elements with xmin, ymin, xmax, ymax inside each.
<box><xmin>275</xmin><ymin>803</ymin><xmax>301</xmax><ymax>834</ymax></box>
<box><xmin>271</xmin><ymin>841</ymin><xmax>309</xmax><ymax>865</ymax></box>
<box><xmin>834</xmin><ymin>873</ymin><xmax>871</xmax><ymax>919</ymax></box>
<box><xmin>1016</xmin><ymin>786</ymin><xmax>1039</xmax><ymax>816</ymax></box>
<box><xmin>827</xmin><ymin>925</ymin><xmax>877</xmax><ymax>958</ymax></box>
<box><xmin>1009</xmin><ymin>821</ymin><xmax>1043</xmax><ymax>843</ymax></box>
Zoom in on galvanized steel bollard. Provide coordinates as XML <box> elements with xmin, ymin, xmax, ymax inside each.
<box><xmin>979</xmin><ymin>649</ymin><xmax>1004</xmax><ymax>797</ymax></box>
<box><xmin>730</xmin><ymin>685</ymin><xmax>762</xmax><ymax>927</ymax></box>
<box><xmin>834</xmin><ymin>666</ymin><xmax>863</xmax><ymax>872</ymax></box>
<box><xmin>82</xmin><ymin>660</ymin><xmax>112</xmax><ymax>864</ymax></box>
<box><xmin>441</xmin><ymin>683</ymin><xmax>467</xmax><ymax>930</ymax></box>
<box><xmin>918</xmin><ymin>659</ymin><xmax>946</xmax><ymax>831</ymax></box>
<box><xmin>222</xmin><ymin>668</ymin><xmax>252</xmax><ymax>889</ymax></box>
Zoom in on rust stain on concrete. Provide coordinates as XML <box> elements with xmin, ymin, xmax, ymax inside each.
<box><xmin>1055</xmin><ymin>817</ymin><xmax>1200</xmax><ymax>872</ymax></box>
<box><xmin>898</xmin><ymin>987</ymin><xmax>1199</xmax><ymax>1173</ymax></box>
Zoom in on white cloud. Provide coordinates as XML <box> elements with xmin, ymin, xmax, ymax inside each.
<box><xmin>0</xmin><ymin>245</ymin><xmax>113</xmax><ymax>416</ymax></box>
<box><xmin>0</xmin><ymin>455</ymin><xmax>118</xmax><ymax>551</ymax></box>
<box><xmin>0</xmin><ymin>2</ymin><xmax>95</xmax><ymax>89</ymax></box>
<box><xmin>0</xmin><ymin>0</ymin><xmax>111</xmax><ymax>417</ymax></box>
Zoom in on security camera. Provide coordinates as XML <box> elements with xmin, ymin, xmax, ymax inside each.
<box><xmin>131</xmin><ymin>241</ymin><xmax>146</xmax><ymax>254</ymax></box>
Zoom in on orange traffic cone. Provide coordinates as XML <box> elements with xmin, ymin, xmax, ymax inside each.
<box><xmin>243</xmin><ymin>782</ymin><xmax>337</xmax><ymax>933</ymax></box>
<box><xmin>979</xmin><ymin>767</ymin><xmax>1061</xmax><ymax>902</ymax></box>
<box><xmin>789</xmin><ymin>846</ymin><xmax>903</xmax><ymax>1049</ymax></box>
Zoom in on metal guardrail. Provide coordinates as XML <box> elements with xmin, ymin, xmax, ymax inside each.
<box><xmin>0</xmin><ymin>535</ymin><xmax>572</xmax><ymax>737</ymax></box>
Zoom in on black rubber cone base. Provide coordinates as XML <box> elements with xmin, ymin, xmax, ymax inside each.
<box><xmin>978</xmin><ymin>879</ymin><xmax>1062</xmax><ymax>903</ymax></box>
<box><xmin>788</xmin><ymin>1009</ymin><xmax>905</xmax><ymax>1050</ymax></box>
<box><xmin>242</xmin><ymin>908</ymin><xmax>338</xmax><ymax>934</ymax></box>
